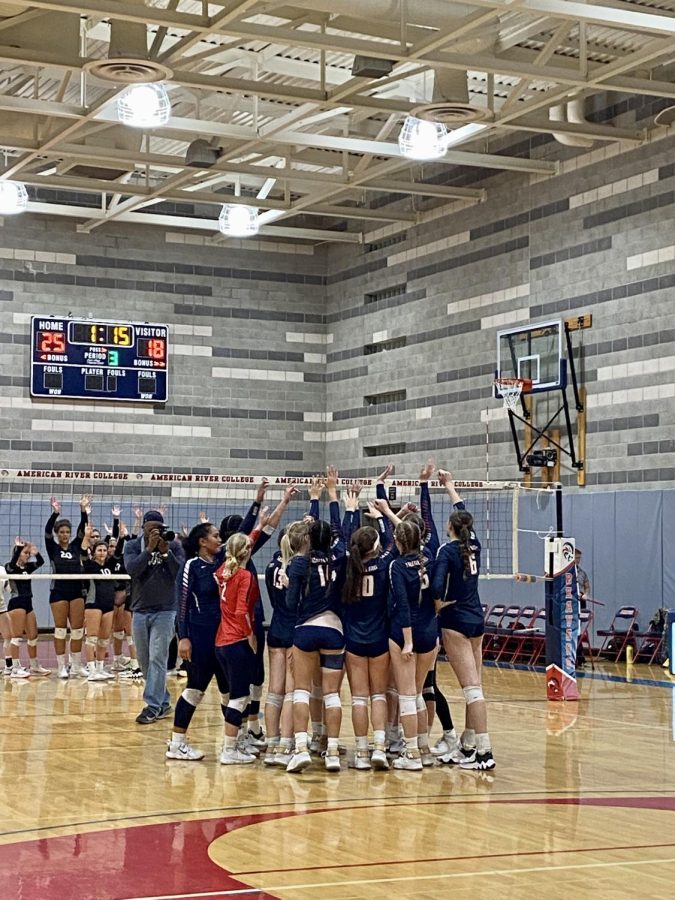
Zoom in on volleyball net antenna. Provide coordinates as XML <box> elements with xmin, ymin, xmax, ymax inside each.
<box><xmin>0</xmin><ymin>470</ymin><xmax>562</xmax><ymax>591</ymax></box>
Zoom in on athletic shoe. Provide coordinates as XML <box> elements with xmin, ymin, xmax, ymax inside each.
<box><xmin>87</xmin><ymin>670</ymin><xmax>109</xmax><ymax>682</ymax></box>
<box><xmin>286</xmin><ymin>750</ymin><xmax>312</xmax><ymax>773</ymax></box>
<box><xmin>156</xmin><ymin>704</ymin><xmax>172</xmax><ymax>720</ymax></box>
<box><xmin>177</xmin><ymin>668</ymin><xmax>188</xmax><ymax>679</ymax></box>
<box><xmin>309</xmin><ymin>733</ymin><xmax>322</xmax><ymax>754</ymax></box>
<box><xmin>10</xmin><ymin>666</ymin><xmax>31</xmax><ymax>679</ymax></box>
<box><xmin>371</xmin><ymin>748</ymin><xmax>389</xmax><ymax>770</ymax></box>
<box><xmin>324</xmin><ymin>753</ymin><xmax>341</xmax><ymax>772</ymax></box>
<box><xmin>388</xmin><ymin>737</ymin><xmax>405</xmax><ymax>755</ymax></box>
<box><xmin>264</xmin><ymin>748</ymin><xmax>292</xmax><ymax>766</ymax></box>
<box><xmin>71</xmin><ymin>665</ymin><xmax>90</xmax><ymax>678</ymax></box>
<box><xmin>247</xmin><ymin>729</ymin><xmax>267</xmax><ymax>749</ymax></box>
<box><xmin>3</xmin><ymin>666</ymin><xmax>12</xmax><ymax>676</ymax></box>
<box><xmin>460</xmin><ymin>750</ymin><xmax>496</xmax><ymax>771</ymax></box>
<box><xmin>118</xmin><ymin>667</ymin><xmax>142</xmax><ymax>680</ymax></box>
<box><xmin>220</xmin><ymin>747</ymin><xmax>256</xmax><ymax>765</ymax></box>
<box><xmin>352</xmin><ymin>750</ymin><xmax>371</xmax><ymax>770</ymax></box>
<box><xmin>111</xmin><ymin>656</ymin><xmax>131</xmax><ymax>672</ymax></box>
<box><xmin>420</xmin><ymin>751</ymin><xmax>437</xmax><ymax>767</ymax></box>
<box><xmin>392</xmin><ymin>751</ymin><xmax>423</xmax><ymax>771</ymax></box>
<box><xmin>30</xmin><ymin>664</ymin><xmax>52</xmax><ymax>676</ymax></box>
<box><xmin>98</xmin><ymin>669</ymin><xmax>115</xmax><ymax>680</ymax></box>
<box><xmin>57</xmin><ymin>666</ymin><xmax>70</xmax><ymax>680</ymax></box>
<box><xmin>166</xmin><ymin>740</ymin><xmax>205</xmax><ymax>761</ymax></box>
<box><xmin>136</xmin><ymin>707</ymin><xmax>158</xmax><ymax>725</ymax></box>
<box><xmin>239</xmin><ymin>736</ymin><xmax>260</xmax><ymax>756</ymax></box>
<box><xmin>439</xmin><ymin>745</ymin><xmax>476</xmax><ymax>766</ymax></box>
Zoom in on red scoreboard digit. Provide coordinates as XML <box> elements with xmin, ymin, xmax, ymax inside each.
<box><xmin>38</xmin><ymin>330</ymin><xmax>66</xmax><ymax>354</ymax></box>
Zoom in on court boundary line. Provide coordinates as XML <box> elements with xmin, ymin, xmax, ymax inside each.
<box><xmin>483</xmin><ymin>661</ymin><xmax>675</xmax><ymax>689</ymax></box>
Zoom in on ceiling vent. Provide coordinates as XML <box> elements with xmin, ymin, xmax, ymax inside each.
<box><xmin>351</xmin><ymin>56</ymin><xmax>395</xmax><ymax>79</ymax></box>
<box><xmin>412</xmin><ymin>69</ymin><xmax>492</xmax><ymax>125</ymax></box>
<box><xmin>84</xmin><ymin>20</ymin><xmax>172</xmax><ymax>84</ymax></box>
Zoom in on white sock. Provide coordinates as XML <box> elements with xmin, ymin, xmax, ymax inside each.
<box><xmin>294</xmin><ymin>731</ymin><xmax>309</xmax><ymax>753</ymax></box>
<box><xmin>373</xmin><ymin>729</ymin><xmax>386</xmax><ymax>748</ymax></box>
<box><xmin>30</xmin><ymin>658</ymin><xmax>40</xmax><ymax>671</ymax></box>
<box><xmin>56</xmin><ymin>654</ymin><xmax>66</xmax><ymax>670</ymax></box>
<box><xmin>404</xmin><ymin>735</ymin><xmax>419</xmax><ymax>752</ymax></box>
<box><xmin>96</xmin><ymin>660</ymin><xmax>104</xmax><ymax>672</ymax></box>
<box><xmin>171</xmin><ymin>731</ymin><xmax>185</xmax><ymax>746</ymax></box>
<box><xmin>462</xmin><ymin>728</ymin><xmax>476</xmax><ymax>749</ymax></box>
<box><xmin>418</xmin><ymin>734</ymin><xmax>430</xmax><ymax>752</ymax></box>
<box><xmin>356</xmin><ymin>735</ymin><xmax>369</xmax><ymax>751</ymax></box>
<box><xmin>444</xmin><ymin>728</ymin><xmax>458</xmax><ymax>743</ymax></box>
<box><xmin>70</xmin><ymin>651</ymin><xmax>81</xmax><ymax>668</ymax></box>
<box><xmin>267</xmin><ymin>735</ymin><xmax>280</xmax><ymax>749</ymax></box>
<box><xmin>114</xmin><ymin>655</ymin><xmax>121</xmax><ymax>665</ymax></box>
<box><xmin>327</xmin><ymin>737</ymin><xmax>339</xmax><ymax>756</ymax></box>
<box><xmin>224</xmin><ymin>735</ymin><xmax>237</xmax><ymax>751</ymax></box>
<box><xmin>11</xmin><ymin>658</ymin><xmax>20</xmax><ymax>670</ymax></box>
<box><xmin>87</xmin><ymin>660</ymin><xmax>96</xmax><ymax>673</ymax></box>
<box><xmin>280</xmin><ymin>737</ymin><xmax>293</xmax><ymax>751</ymax></box>
<box><xmin>476</xmin><ymin>733</ymin><xmax>491</xmax><ymax>754</ymax></box>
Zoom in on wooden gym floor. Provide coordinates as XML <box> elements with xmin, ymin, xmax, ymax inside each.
<box><xmin>1</xmin><ymin>658</ymin><xmax>674</xmax><ymax>900</ymax></box>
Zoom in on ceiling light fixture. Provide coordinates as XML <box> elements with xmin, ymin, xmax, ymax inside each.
<box><xmin>117</xmin><ymin>83</ymin><xmax>171</xmax><ymax>128</ymax></box>
<box><xmin>398</xmin><ymin>116</ymin><xmax>447</xmax><ymax>161</ymax></box>
<box><xmin>0</xmin><ymin>180</ymin><xmax>28</xmax><ymax>215</ymax></box>
<box><xmin>218</xmin><ymin>203</ymin><xmax>260</xmax><ymax>238</ymax></box>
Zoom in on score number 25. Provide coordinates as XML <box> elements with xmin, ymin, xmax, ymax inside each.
<box><xmin>39</xmin><ymin>331</ymin><xmax>66</xmax><ymax>353</ymax></box>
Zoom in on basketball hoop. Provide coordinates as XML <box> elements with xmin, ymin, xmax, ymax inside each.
<box><xmin>495</xmin><ymin>377</ymin><xmax>531</xmax><ymax>412</ymax></box>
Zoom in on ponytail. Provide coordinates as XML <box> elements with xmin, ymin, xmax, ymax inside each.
<box><xmin>344</xmin><ymin>526</ymin><xmax>379</xmax><ymax>604</ymax></box>
<box><xmin>222</xmin><ymin>532</ymin><xmax>250</xmax><ymax>578</ymax></box>
<box><xmin>449</xmin><ymin>510</ymin><xmax>473</xmax><ymax>574</ymax></box>
<box><xmin>394</xmin><ymin>520</ymin><xmax>426</xmax><ymax>595</ymax></box>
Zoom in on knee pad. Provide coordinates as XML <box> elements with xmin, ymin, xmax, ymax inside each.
<box><xmin>224</xmin><ymin>706</ymin><xmax>244</xmax><ymax>728</ymax></box>
<box><xmin>319</xmin><ymin>652</ymin><xmax>344</xmax><ymax>671</ymax></box>
<box><xmin>351</xmin><ymin>695</ymin><xmax>368</xmax><ymax>708</ymax></box>
<box><xmin>463</xmin><ymin>685</ymin><xmax>484</xmax><ymax>705</ymax></box>
<box><xmin>97</xmin><ymin>638</ymin><xmax>109</xmax><ymax>649</ymax></box>
<box><xmin>399</xmin><ymin>694</ymin><xmax>417</xmax><ymax>717</ymax></box>
<box><xmin>250</xmin><ymin>684</ymin><xmax>263</xmax><ymax>702</ymax></box>
<box><xmin>10</xmin><ymin>637</ymin><xmax>22</xmax><ymax>647</ymax></box>
<box><xmin>181</xmin><ymin>688</ymin><xmax>205</xmax><ymax>707</ymax></box>
<box><xmin>85</xmin><ymin>636</ymin><xmax>98</xmax><ymax>647</ymax></box>
<box><xmin>283</xmin><ymin>691</ymin><xmax>294</xmax><ymax>704</ymax></box>
<box><xmin>229</xmin><ymin>695</ymin><xmax>249</xmax><ymax>713</ymax></box>
<box><xmin>310</xmin><ymin>684</ymin><xmax>323</xmax><ymax>700</ymax></box>
<box><xmin>27</xmin><ymin>638</ymin><xmax>38</xmax><ymax>648</ymax></box>
<box><xmin>416</xmin><ymin>693</ymin><xmax>426</xmax><ymax>712</ymax></box>
<box><xmin>265</xmin><ymin>692</ymin><xmax>284</xmax><ymax>709</ymax></box>
<box><xmin>422</xmin><ymin>684</ymin><xmax>435</xmax><ymax>700</ymax></box>
<box><xmin>70</xmin><ymin>627</ymin><xmax>84</xmax><ymax>641</ymax></box>
<box><xmin>371</xmin><ymin>692</ymin><xmax>387</xmax><ymax>704</ymax></box>
<box><xmin>293</xmin><ymin>689</ymin><xmax>311</xmax><ymax>706</ymax></box>
<box><xmin>113</xmin><ymin>631</ymin><xmax>125</xmax><ymax>641</ymax></box>
<box><xmin>54</xmin><ymin>627</ymin><xmax>67</xmax><ymax>640</ymax></box>
<box><xmin>219</xmin><ymin>692</ymin><xmax>230</xmax><ymax>706</ymax></box>
<box><xmin>323</xmin><ymin>692</ymin><xmax>341</xmax><ymax>710</ymax></box>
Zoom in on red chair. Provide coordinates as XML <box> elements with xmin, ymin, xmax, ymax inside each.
<box><xmin>508</xmin><ymin>607</ymin><xmax>545</xmax><ymax>664</ymax></box>
<box><xmin>597</xmin><ymin>607</ymin><xmax>639</xmax><ymax>661</ymax></box>
<box><xmin>635</xmin><ymin>628</ymin><xmax>664</xmax><ymax>665</ymax></box>
<box><xmin>483</xmin><ymin>605</ymin><xmax>521</xmax><ymax>661</ymax></box>
<box><xmin>495</xmin><ymin>606</ymin><xmax>538</xmax><ymax>663</ymax></box>
<box><xmin>527</xmin><ymin>609</ymin><xmax>547</xmax><ymax>665</ymax></box>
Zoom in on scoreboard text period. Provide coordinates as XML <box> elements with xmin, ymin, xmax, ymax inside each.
<box><xmin>30</xmin><ymin>317</ymin><xmax>169</xmax><ymax>403</ymax></box>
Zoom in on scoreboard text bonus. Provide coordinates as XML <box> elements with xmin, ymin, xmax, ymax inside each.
<box><xmin>30</xmin><ymin>317</ymin><xmax>169</xmax><ymax>403</ymax></box>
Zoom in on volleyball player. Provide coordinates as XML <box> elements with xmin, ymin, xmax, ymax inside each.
<box><xmin>263</xmin><ymin>529</ymin><xmax>296</xmax><ymax>765</ymax></box>
<box><xmin>214</xmin><ymin>533</ymin><xmax>259</xmax><ymax>765</ymax></box>
<box><xmin>166</xmin><ymin>522</ymin><xmax>229</xmax><ymax>761</ymax></box>
<box><xmin>45</xmin><ymin>495</ymin><xmax>90</xmax><ymax>679</ymax></box>
<box><xmin>342</xmin><ymin>498</ymin><xmax>396</xmax><ymax>770</ymax></box>
<box><xmin>432</xmin><ymin>470</ymin><xmax>495</xmax><ymax>771</ymax></box>
<box><xmin>0</xmin><ymin>564</ymin><xmax>12</xmax><ymax>676</ymax></box>
<box><xmin>6</xmin><ymin>539</ymin><xmax>50</xmax><ymax>677</ymax></box>
<box><xmin>386</xmin><ymin>517</ymin><xmax>438</xmax><ymax>770</ymax></box>
<box><xmin>286</xmin><ymin>466</ymin><xmax>346</xmax><ymax>773</ymax></box>
<box><xmin>81</xmin><ymin>526</ymin><xmax>116</xmax><ymax>682</ymax></box>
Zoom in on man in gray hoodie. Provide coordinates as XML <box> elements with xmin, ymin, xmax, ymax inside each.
<box><xmin>124</xmin><ymin>510</ymin><xmax>179</xmax><ymax>724</ymax></box>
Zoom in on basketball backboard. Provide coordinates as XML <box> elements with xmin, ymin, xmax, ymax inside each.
<box><xmin>496</xmin><ymin>319</ymin><xmax>567</xmax><ymax>395</ymax></box>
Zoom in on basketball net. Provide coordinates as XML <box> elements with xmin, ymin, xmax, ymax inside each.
<box><xmin>495</xmin><ymin>377</ymin><xmax>531</xmax><ymax>413</ymax></box>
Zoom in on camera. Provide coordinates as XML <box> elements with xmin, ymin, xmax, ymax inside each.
<box><xmin>157</xmin><ymin>524</ymin><xmax>176</xmax><ymax>542</ymax></box>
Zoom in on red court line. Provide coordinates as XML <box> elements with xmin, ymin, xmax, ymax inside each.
<box><xmin>233</xmin><ymin>840</ymin><xmax>675</xmax><ymax>877</ymax></box>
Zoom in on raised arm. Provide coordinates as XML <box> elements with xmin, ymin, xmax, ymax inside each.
<box><xmin>307</xmin><ymin>475</ymin><xmax>324</xmax><ymax>521</ymax></box>
<box><xmin>45</xmin><ymin>498</ymin><xmax>60</xmax><ymax>546</ymax></box>
<box><xmin>325</xmin><ymin>466</ymin><xmax>344</xmax><ymax>550</ymax></box>
<box><xmin>419</xmin><ymin>459</ymin><xmax>440</xmax><ymax>556</ymax></box>
<box><xmin>438</xmin><ymin>469</ymin><xmax>463</xmax><ymax>508</ymax></box>
<box><xmin>367</xmin><ymin>501</ymin><xmax>395</xmax><ymax>554</ymax></box>
<box><xmin>239</xmin><ymin>478</ymin><xmax>269</xmax><ymax>535</ymax></box>
<box><xmin>252</xmin><ymin>485</ymin><xmax>298</xmax><ymax>554</ymax></box>
<box><xmin>342</xmin><ymin>481</ymin><xmax>363</xmax><ymax>546</ymax></box>
<box><xmin>76</xmin><ymin>495</ymin><xmax>91</xmax><ymax>542</ymax></box>
<box><xmin>375</xmin><ymin>463</ymin><xmax>394</xmax><ymax>503</ymax></box>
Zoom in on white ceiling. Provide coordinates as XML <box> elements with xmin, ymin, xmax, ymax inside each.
<box><xmin>0</xmin><ymin>0</ymin><xmax>674</xmax><ymax>244</ymax></box>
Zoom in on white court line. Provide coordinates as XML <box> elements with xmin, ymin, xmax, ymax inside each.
<box><xmin>495</xmin><ymin>698</ymin><xmax>669</xmax><ymax>731</ymax></box>
<box><xmin>125</xmin><ymin>855</ymin><xmax>675</xmax><ymax>899</ymax></box>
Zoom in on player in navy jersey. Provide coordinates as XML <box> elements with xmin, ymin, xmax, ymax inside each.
<box><xmin>386</xmin><ymin>518</ymin><xmax>439</xmax><ymax>770</ymax></box>
<box><xmin>81</xmin><ymin>526</ymin><xmax>116</xmax><ymax>682</ymax></box>
<box><xmin>432</xmin><ymin>470</ymin><xmax>495</xmax><ymax>771</ymax></box>
<box><xmin>286</xmin><ymin>467</ymin><xmax>346</xmax><ymax>773</ymax></box>
<box><xmin>342</xmin><ymin>497</ymin><xmax>396</xmax><ymax>770</ymax></box>
<box><xmin>165</xmin><ymin>522</ymin><xmax>228</xmax><ymax>761</ymax></box>
<box><xmin>45</xmin><ymin>495</ymin><xmax>90</xmax><ymax>679</ymax></box>
<box><xmin>5</xmin><ymin>539</ymin><xmax>49</xmax><ymax>677</ymax></box>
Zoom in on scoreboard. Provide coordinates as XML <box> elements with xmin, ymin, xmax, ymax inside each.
<box><xmin>30</xmin><ymin>317</ymin><xmax>169</xmax><ymax>403</ymax></box>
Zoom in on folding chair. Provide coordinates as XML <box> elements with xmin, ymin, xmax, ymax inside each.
<box><xmin>507</xmin><ymin>607</ymin><xmax>543</xmax><ymax>664</ymax></box>
<box><xmin>597</xmin><ymin>607</ymin><xmax>639</xmax><ymax>661</ymax></box>
<box><xmin>527</xmin><ymin>609</ymin><xmax>547</xmax><ymax>666</ymax></box>
<box><xmin>495</xmin><ymin>606</ymin><xmax>538</xmax><ymax>663</ymax></box>
<box><xmin>483</xmin><ymin>605</ymin><xmax>521</xmax><ymax>661</ymax></box>
<box><xmin>635</xmin><ymin>627</ymin><xmax>664</xmax><ymax>665</ymax></box>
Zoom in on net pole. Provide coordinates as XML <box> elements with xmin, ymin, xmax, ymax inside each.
<box><xmin>512</xmin><ymin>484</ymin><xmax>519</xmax><ymax>576</ymax></box>
<box><xmin>555</xmin><ymin>482</ymin><xmax>563</xmax><ymax>537</ymax></box>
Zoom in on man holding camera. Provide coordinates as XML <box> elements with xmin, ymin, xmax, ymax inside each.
<box><xmin>124</xmin><ymin>510</ymin><xmax>180</xmax><ymax>724</ymax></box>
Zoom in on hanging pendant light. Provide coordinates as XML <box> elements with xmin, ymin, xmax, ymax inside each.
<box><xmin>117</xmin><ymin>83</ymin><xmax>171</xmax><ymax>128</ymax></box>
<box><xmin>218</xmin><ymin>204</ymin><xmax>259</xmax><ymax>238</ymax></box>
<box><xmin>0</xmin><ymin>180</ymin><xmax>28</xmax><ymax>215</ymax></box>
<box><xmin>398</xmin><ymin>116</ymin><xmax>447</xmax><ymax>161</ymax></box>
